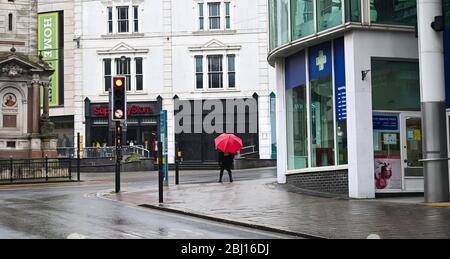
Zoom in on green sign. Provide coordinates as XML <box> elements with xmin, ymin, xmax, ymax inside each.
<box><xmin>38</xmin><ymin>12</ymin><xmax>60</xmax><ymax>107</ymax></box>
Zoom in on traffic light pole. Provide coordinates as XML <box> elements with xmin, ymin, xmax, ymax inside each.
<box><xmin>112</xmin><ymin>76</ymin><xmax>126</xmax><ymax>194</ymax></box>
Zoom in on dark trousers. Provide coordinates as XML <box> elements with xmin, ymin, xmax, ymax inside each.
<box><xmin>219</xmin><ymin>166</ymin><xmax>233</xmax><ymax>182</ymax></box>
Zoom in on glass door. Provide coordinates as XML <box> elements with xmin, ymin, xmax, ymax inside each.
<box><xmin>402</xmin><ymin>115</ymin><xmax>423</xmax><ymax>178</ymax></box>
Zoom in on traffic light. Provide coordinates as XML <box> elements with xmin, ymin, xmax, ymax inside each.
<box><xmin>112</xmin><ymin>76</ymin><xmax>127</xmax><ymax>121</ymax></box>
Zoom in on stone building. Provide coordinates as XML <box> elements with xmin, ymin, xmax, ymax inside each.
<box><xmin>0</xmin><ymin>0</ymin><xmax>56</xmax><ymax>158</ymax></box>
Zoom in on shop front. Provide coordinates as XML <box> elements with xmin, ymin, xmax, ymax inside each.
<box><xmin>276</xmin><ymin>32</ymin><xmax>422</xmax><ymax>197</ymax></box>
<box><xmin>371</xmin><ymin>59</ymin><xmax>423</xmax><ymax>193</ymax></box>
<box><xmin>85</xmin><ymin>100</ymin><xmax>161</xmax><ymax>154</ymax></box>
<box><xmin>175</xmin><ymin>98</ymin><xmax>259</xmax><ymax>163</ymax></box>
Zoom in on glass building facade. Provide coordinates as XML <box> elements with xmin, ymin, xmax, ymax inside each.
<box><xmin>269</xmin><ymin>0</ymin><xmax>417</xmax><ymax>50</ymax></box>
<box><xmin>285</xmin><ymin>38</ymin><xmax>348</xmax><ymax>170</ymax></box>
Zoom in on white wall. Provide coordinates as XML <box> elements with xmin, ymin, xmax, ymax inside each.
<box><xmin>75</xmin><ymin>0</ymin><xmax>275</xmax><ymax>160</ymax></box>
<box><xmin>346</xmin><ymin>29</ymin><xmax>418</xmax><ymax>198</ymax></box>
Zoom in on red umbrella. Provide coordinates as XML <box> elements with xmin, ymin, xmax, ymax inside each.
<box><xmin>215</xmin><ymin>134</ymin><xmax>243</xmax><ymax>153</ymax></box>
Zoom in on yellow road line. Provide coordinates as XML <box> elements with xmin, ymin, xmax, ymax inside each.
<box><xmin>426</xmin><ymin>203</ymin><xmax>450</xmax><ymax>207</ymax></box>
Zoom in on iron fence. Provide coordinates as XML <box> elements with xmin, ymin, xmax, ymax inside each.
<box><xmin>0</xmin><ymin>157</ymin><xmax>72</xmax><ymax>184</ymax></box>
<box><xmin>57</xmin><ymin>145</ymin><xmax>152</xmax><ymax>159</ymax></box>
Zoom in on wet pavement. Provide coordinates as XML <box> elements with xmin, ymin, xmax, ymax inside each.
<box><xmin>104</xmin><ymin>178</ymin><xmax>450</xmax><ymax>239</ymax></box>
<box><xmin>0</xmin><ymin>169</ymin><xmax>295</xmax><ymax>239</ymax></box>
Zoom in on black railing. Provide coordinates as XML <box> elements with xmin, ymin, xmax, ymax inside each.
<box><xmin>0</xmin><ymin>157</ymin><xmax>72</xmax><ymax>184</ymax></box>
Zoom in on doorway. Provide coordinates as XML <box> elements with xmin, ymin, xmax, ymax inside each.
<box><xmin>401</xmin><ymin>113</ymin><xmax>424</xmax><ymax>192</ymax></box>
<box><xmin>373</xmin><ymin>112</ymin><xmax>424</xmax><ymax>193</ymax></box>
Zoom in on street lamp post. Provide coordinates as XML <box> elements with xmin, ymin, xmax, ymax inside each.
<box><xmin>417</xmin><ymin>0</ymin><xmax>450</xmax><ymax>203</ymax></box>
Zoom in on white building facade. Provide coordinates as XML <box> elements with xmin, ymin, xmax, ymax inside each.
<box><xmin>73</xmin><ymin>0</ymin><xmax>276</xmax><ymax>163</ymax></box>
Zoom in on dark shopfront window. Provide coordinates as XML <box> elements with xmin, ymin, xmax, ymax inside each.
<box><xmin>370</xmin><ymin>0</ymin><xmax>416</xmax><ymax>27</ymax></box>
<box><xmin>175</xmin><ymin>99</ymin><xmax>259</xmax><ymax>163</ymax></box>
<box><xmin>86</xmin><ymin>102</ymin><xmax>160</xmax><ymax>153</ymax></box>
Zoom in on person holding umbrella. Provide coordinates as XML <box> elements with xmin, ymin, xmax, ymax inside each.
<box><xmin>215</xmin><ymin>134</ymin><xmax>243</xmax><ymax>183</ymax></box>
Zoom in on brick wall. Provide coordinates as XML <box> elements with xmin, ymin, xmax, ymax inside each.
<box><xmin>287</xmin><ymin>170</ymin><xmax>349</xmax><ymax>196</ymax></box>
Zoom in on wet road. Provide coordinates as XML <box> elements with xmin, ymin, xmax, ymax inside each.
<box><xmin>0</xmin><ymin>168</ymin><xmax>292</xmax><ymax>239</ymax></box>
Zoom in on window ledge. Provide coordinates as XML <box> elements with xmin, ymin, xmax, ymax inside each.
<box><xmin>193</xmin><ymin>30</ymin><xmax>237</xmax><ymax>36</ymax></box>
<box><xmin>101</xmin><ymin>33</ymin><xmax>145</xmax><ymax>39</ymax></box>
<box><xmin>193</xmin><ymin>88</ymin><xmax>240</xmax><ymax>94</ymax></box>
<box><xmin>99</xmin><ymin>92</ymin><xmax>148</xmax><ymax>96</ymax></box>
<box><xmin>285</xmin><ymin>165</ymin><xmax>349</xmax><ymax>175</ymax></box>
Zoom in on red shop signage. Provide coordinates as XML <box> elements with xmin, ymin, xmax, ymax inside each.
<box><xmin>93</xmin><ymin>105</ymin><xmax>154</xmax><ymax>117</ymax></box>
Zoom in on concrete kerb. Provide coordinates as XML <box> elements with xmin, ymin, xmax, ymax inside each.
<box><xmin>139</xmin><ymin>203</ymin><xmax>328</xmax><ymax>240</ymax></box>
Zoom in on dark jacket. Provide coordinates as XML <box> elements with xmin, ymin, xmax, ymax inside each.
<box><xmin>218</xmin><ymin>151</ymin><xmax>235</xmax><ymax>169</ymax></box>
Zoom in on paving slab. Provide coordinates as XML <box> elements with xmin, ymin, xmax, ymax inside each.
<box><xmin>102</xmin><ymin>178</ymin><xmax>450</xmax><ymax>239</ymax></box>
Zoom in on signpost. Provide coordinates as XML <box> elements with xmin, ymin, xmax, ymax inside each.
<box><xmin>160</xmin><ymin>110</ymin><xmax>169</xmax><ymax>187</ymax></box>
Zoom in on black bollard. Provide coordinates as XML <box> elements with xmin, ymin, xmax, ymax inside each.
<box><xmin>158</xmin><ymin>141</ymin><xmax>163</xmax><ymax>203</ymax></box>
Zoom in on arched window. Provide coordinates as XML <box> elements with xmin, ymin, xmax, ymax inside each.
<box><xmin>8</xmin><ymin>13</ymin><xmax>13</xmax><ymax>31</ymax></box>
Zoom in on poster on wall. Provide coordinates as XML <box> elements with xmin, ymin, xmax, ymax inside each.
<box><xmin>374</xmin><ymin>157</ymin><xmax>402</xmax><ymax>190</ymax></box>
<box><xmin>38</xmin><ymin>12</ymin><xmax>63</xmax><ymax>107</ymax></box>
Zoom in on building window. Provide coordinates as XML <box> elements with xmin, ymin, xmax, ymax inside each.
<box><xmin>116</xmin><ymin>57</ymin><xmax>131</xmax><ymax>91</ymax></box>
<box><xmin>269</xmin><ymin>0</ymin><xmax>289</xmax><ymax>50</ymax></box>
<box><xmin>209</xmin><ymin>3</ymin><xmax>221</xmax><ymax>30</ymax></box>
<box><xmin>8</xmin><ymin>13</ymin><xmax>13</xmax><ymax>31</ymax></box>
<box><xmin>199</xmin><ymin>3</ymin><xmax>205</xmax><ymax>30</ymax></box>
<box><xmin>197</xmin><ymin>1</ymin><xmax>233</xmax><ymax>31</ymax></box>
<box><xmin>104</xmin><ymin>57</ymin><xmax>144</xmax><ymax>92</ymax></box>
<box><xmin>284</xmin><ymin>40</ymin><xmax>348</xmax><ymax>171</ymax></box>
<box><xmin>291</xmin><ymin>0</ymin><xmax>314</xmax><ymax>41</ymax></box>
<box><xmin>195</xmin><ymin>54</ymin><xmax>237</xmax><ymax>90</ymax></box>
<box><xmin>225</xmin><ymin>2</ymin><xmax>231</xmax><ymax>29</ymax></box>
<box><xmin>370</xmin><ymin>0</ymin><xmax>416</xmax><ymax>26</ymax></box>
<box><xmin>310</xmin><ymin>76</ymin><xmax>335</xmax><ymax>167</ymax></box>
<box><xmin>195</xmin><ymin>56</ymin><xmax>204</xmax><ymax>89</ymax></box>
<box><xmin>133</xmin><ymin>6</ymin><xmax>139</xmax><ymax>33</ymax></box>
<box><xmin>117</xmin><ymin>6</ymin><xmax>129</xmax><ymax>33</ymax></box>
<box><xmin>104</xmin><ymin>59</ymin><xmax>112</xmax><ymax>92</ymax></box>
<box><xmin>372</xmin><ymin>60</ymin><xmax>420</xmax><ymax>111</ymax></box>
<box><xmin>107</xmin><ymin>7</ymin><xmax>113</xmax><ymax>33</ymax></box>
<box><xmin>345</xmin><ymin>0</ymin><xmax>361</xmax><ymax>22</ymax></box>
<box><xmin>316</xmin><ymin>0</ymin><xmax>343</xmax><ymax>32</ymax></box>
<box><xmin>208</xmin><ymin>55</ymin><xmax>223</xmax><ymax>88</ymax></box>
<box><xmin>227</xmin><ymin>54</ymin><xmax>236</xmax><ymax>88</ymax></box>
<box><xmin>135</xmin><ymin>58</ymin><xmax>143</xmax><ymax>91</ymax></box>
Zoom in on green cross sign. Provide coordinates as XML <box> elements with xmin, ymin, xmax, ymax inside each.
<box><xmin>316</xmin><ymin>50</ymin><xmax>327</xmax><ymax>71</ymax></box>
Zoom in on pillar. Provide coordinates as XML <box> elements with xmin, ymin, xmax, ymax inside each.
<box><xmin>275</xmin><ymin>59</ymin><xmax>287</xmax><ymax>184</ymax></box>
<box><xmin>417</xmin><ymin>0</ymin><xmax>450</xmax><ymax>203</ymax></box>
<box><xmin>31</xmin><ymin>75</ymin><xmax>40</xmax><ymax>134</ymax></box>
<box><xmin>346</xmin><ymin>33</ymin><xmax>376</xmax><ymax>199</ymax></box>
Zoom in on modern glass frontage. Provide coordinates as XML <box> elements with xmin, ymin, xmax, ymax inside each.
<box><xmin>317</xmin><ymin>0</ymin><xmax>343</xmax><ymax>32</ymax></box>
<box><xmin>285</xmin><ymin>38</ymin><xmax>347</xmax><ymax>171</ymax></box>
<box><xmin>269</xmin><ymin>0</ymin><xmax>290</xmax><ymax>50</ymax></box>
<box><xmin>286</xmin><ymin>51</ymin><xmax>308</xmax><ymax>169</ymax></box>
<box><xmin>291</xmin><ymin>0</ymin><xmax>314</xmax><ymax>40</ymax></box>
<box><xmin>269</xmin><ymin>0</ymin><xmax>417</xmax><ymax>50</ymax></box>
<box><xmin>370</xmin><ymin>0</ymin><xmax>416</xmax><ymax>26</ymax></box>
<box><xmin>372</xmin><ymin>60</ymin><xmax>421</xmax><ymax>112</ymax></box>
